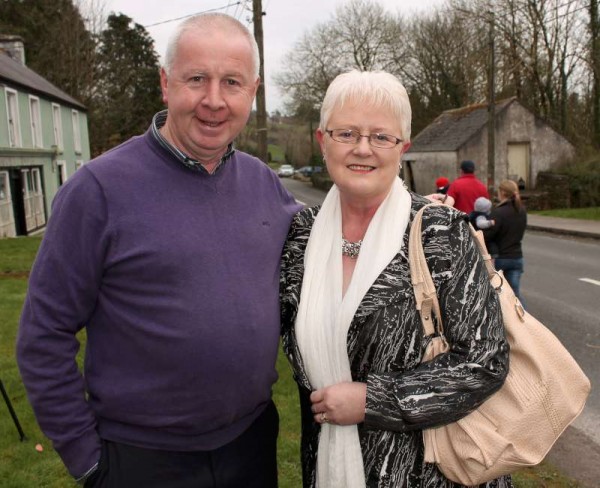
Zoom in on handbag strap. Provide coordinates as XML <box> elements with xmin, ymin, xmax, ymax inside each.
<box><xmin>409</xmin><ymin>204</ymin><xmax>496</xmax><ymax>337</ymax></box>
<box><xmin>408</xmin><ymin>204</ymin><xmax>444</xmax><ymax>337</ymax></box>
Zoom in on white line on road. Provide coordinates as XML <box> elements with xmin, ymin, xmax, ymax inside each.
<box><xmin>295</xmin><ymin>199</ymin><xmax>306</xmax><ymax>206</ymax></box>
<box><xmin>579</xmin><ymin>278</ymin><xmax>600</xmax><ymax>287</ymax></box>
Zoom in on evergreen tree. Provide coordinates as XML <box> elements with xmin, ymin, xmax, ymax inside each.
<box><xmin>0</xmin><ymin>0</ymin><xmax>96</xmax><ymax>104</ymax></box>
<box><xmin>91</xmin><ymin>13</ymin><xmax>163</xmax><ymax>155</ymax></box>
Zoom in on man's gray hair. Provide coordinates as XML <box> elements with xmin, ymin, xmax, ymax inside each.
<box><xmin>319</xmin><ymin>70</ymin><xmax>412</xmax><ymax>142</ymax></box>
<box><xmin>163</xmin><ymin>13</ymin><xmax>260</xmax><ymax>79</ymax></box>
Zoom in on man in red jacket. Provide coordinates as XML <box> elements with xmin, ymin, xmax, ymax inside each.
<box><xmin>447</xmin><ymin>160</ymin><xmax>489</xmax><ymax>213</ymax></box>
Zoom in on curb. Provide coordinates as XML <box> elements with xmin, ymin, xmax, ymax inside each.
<box><xmin>527</xmin><ymin>224</ymin><xmax>600</xmax><ymax>240</ymax></box>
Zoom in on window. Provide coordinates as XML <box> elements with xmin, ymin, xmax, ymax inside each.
<box><xmin>57</xmin><ymin>161</ymin><xmax>68</xmax><ymax>186</ymax></box>
<box><xmin>5</xmin><ymin>88</ymin><xmax>22</xmax><ymax>147</ymax></box>
<box><xmin>75</xmin><ymin>160</ymin><xmax>84</xmax><ymax>170</ymax></box>
<box><xmin>72</xmin><ymin>110</ymin><xmax>81</xmax><ymax>153</ymax></box>
<box><xmin>29</xmin><ymin>96</ymin><xmax>43</xmax><ymax>148</ymax></box>
<box><xmin>52</xmin><ymin>103</ymin><xmax>63</xmax><ymax>150</ymax></box>
<box><xmin>0</xmin><ymin>171</ymin><xmax>9</xmax><ymax>201</ymax></box>
<box><xmin>31</xmin><ymin>168</ymin><xmax>42</xmax><ymax>194</ymax></box>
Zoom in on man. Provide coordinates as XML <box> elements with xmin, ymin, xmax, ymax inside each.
<box><xmin>17</xmin><ymin>13</ymin><xmax>300</xmax><ymax>487</ymax></box>
<box><xmin>446</xmin><ymin>160</ymin><xmax>489</xmax><ymax>213</ymax></box>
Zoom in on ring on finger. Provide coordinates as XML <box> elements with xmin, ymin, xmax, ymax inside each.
<box><xmin>320</xmin><ymin>412</ymin><xmax>328</xmax><ymax>423</ymax></box>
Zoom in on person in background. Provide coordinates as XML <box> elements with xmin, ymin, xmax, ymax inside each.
<box><xmin>436</xmin><ymin>176</ymin><xmax>450</xmax><ymax>195</ymax></box>
<box><xmin>446</xmin><ymin>160</ymin><xmax>489</xmax><ymax>213</ymax></box>
<box><xmin>16</xmin><ymin>13</ymin><xmax>300</xmax><ymax>488</ymax></box>
<box><xmin>470</xmin><ymin>196</ymin><xmax>496</xmax><ymax>231</ymax></box>
<box><xmin>280</xmin><ymin>70</ymin><xmax>511</xmax><ymax>488</ymax></box>
<box><xmin>426</xmin><ymin>177</ymin><xmax>455</xmax><ymax>205</ymax></box>
<box><xmin>484</xmin><ymin>180</ymin><xmax>527</xmax><ymax>300</ymax></box>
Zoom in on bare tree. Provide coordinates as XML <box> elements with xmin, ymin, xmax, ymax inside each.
<box><xmin>403</xmin><ymin>5</ymin><xmax>488</xmax><ymax>131</ymax></box>
<box><xmin>274</xmin><ymin>0</ymin><xmax>404</xmax><ymax>117</ymax></box>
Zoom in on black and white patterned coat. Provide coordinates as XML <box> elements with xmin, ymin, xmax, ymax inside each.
<box><xmin>280</xmin><ymin>193</ymin><xmax>513</xmax><ymax>488</ymax></box>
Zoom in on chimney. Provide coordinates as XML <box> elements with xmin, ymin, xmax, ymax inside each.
<box><xmin>0</xmin><ymin>35</ymin><xmax>26</xmax><ymax>65</ymax></box>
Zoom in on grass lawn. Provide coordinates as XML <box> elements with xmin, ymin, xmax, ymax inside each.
<box><xmin>0</xmin><ymin>237</ymin><xmax>580</xmax><ymax>487</ymax></box>
<box><xmin>530</xmin><ymin>206</ymin><xmax>600</xmax><ymax>221</ymax></box>
<box><xmin>268</xmin><ymin>144</ymin><xmax>286</xmax><ymax>164</ymax></box>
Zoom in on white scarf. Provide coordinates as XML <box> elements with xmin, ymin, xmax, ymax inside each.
<box><xmin>295</xmin><ymin>177</ymin><xmax>411</xmax><ymax>487</ymax></box>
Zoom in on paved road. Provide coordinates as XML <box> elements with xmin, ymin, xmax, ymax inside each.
<box><xmin>521</xmin><ymin>231</ymin><xmax>600</xmax><ymax>488</ymax></box>
<box><xmin>281</xmin><ymin>177</ymin><xmax>600</xmax><ymax>486</ymax></box>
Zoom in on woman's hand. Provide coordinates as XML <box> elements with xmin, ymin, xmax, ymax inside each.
<box><xmin>310</xmin><ymin>381</ymin><xmax>367</xmax><ymax>426</ymax></box>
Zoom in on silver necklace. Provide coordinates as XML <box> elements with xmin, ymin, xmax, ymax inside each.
<box><xmin>342</xmin><ymin>237</ymin><xmax>362</xmax><ymax>259</ymax></box>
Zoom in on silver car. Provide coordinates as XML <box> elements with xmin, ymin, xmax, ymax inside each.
<box><xmin>277</xmin><ymin>164</ymin><xmax>295</xmax><ymax>177</ymax></box>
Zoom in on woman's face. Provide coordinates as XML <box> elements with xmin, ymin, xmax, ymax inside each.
<box><xmin>316</xmin><ymin>99</ymin><xmax>409</xmax><ymax>206</ymax></box>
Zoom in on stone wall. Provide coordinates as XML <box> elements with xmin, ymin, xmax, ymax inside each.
<box><xmin>522</xmin><ymin>172</ymin><xmax>570</xmax><ymax>210</ymax></box>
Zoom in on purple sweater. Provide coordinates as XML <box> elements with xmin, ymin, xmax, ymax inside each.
<box><xmin>16</xmin><ymin>128</ymin><xmax>301</xmax><ymax>477</ymax></box>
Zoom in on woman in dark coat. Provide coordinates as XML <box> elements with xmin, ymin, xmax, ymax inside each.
<box><xmin>280</xmin><ymin>70</ymin><xmax>512</xmax><ymax>488</ymax></box>
<box><xmin>483</xmin><ymin>180</ymin><xmax>527</xmax><ymax>300</ymax></box>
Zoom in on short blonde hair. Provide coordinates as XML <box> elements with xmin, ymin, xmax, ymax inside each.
<box><xmin>163</xmin><ymin>13</ymin><xmax>260</xmax><ymax>78</ymax></box>
<box><xmin>319</xmin><ymin>70</ymin><xmax>412</xmax><ymax>142</ymax></box>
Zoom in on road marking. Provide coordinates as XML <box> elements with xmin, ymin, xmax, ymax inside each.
<box><xmin>579</xmin><ymin>278</ymin><xmax>600</xmax><ymax>287</ymax></box>
<box><xmin>295</xmin><ymin>199</ymin><xmax>307</xmax><ymax>206</ymax></box>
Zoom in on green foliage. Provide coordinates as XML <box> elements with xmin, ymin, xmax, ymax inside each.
<box><xmin>0</xmin><ymin>0</ymin><xmax>96</xmax><ymax>105</ymax></box>
<box><xmin>90</xmin><ymin>13</ymin><xmax>163</xmax><ymax>156</ymax></box>
<box><xmin>268</xmin><ymin>144</ymin><xmax>285</xmax><ymax>163</ymax></box>
<box><xmin>552</xmin><ymin>157</ymin><xmax>600</xmax><ymax>208</ymax></box>
<box><xmin>530</xmin><ymin>207</ymin><xmax>600</xmax><ymax>220</ymax></box>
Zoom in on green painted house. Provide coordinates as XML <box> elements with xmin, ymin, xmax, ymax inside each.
<box><xmin>0</xmin><ymin>35</ymin><xmax>91</xmax><ymax>237</ymax></box>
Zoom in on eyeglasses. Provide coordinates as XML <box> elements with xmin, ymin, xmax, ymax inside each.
<box><xmin>325</xmin><ymin>129</ymin><xmax>403</xmax><ymax>149</ymax></box>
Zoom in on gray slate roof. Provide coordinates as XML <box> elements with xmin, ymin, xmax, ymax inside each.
<box><xmin>0</xmin><ymin>53</ymin><xmax>86</xmax><ymax>110</ymax></box>
<box><xmin>409</xmin><ymin>98</ymin><xmax>515</xmax><ymax>152</ymax></box>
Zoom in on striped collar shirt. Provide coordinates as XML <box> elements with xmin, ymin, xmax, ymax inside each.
<box><xmin>151</xmin><ymin>110</ymin><xmax>234</xmax><ymax>174</ymax></box>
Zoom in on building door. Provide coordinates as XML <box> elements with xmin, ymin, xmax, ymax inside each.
<box><xmin>31</xmin><ymin>168</ymin><xmax>46</xmax><ymax>228</ymax></box>
<box><xmin>507</xmin><ymin>143</ymin><xmax>530</xmax><ymax>189</ymax></box>
<box><xmin>9</xmin><ymin>169</ymin><xmax>26</xmax><ymax>236</ymax></box>
<box><xmin>20</xmin><ymin>167</ymin><xmax>46</xmax><ymax>234</ymax></box>
<box><xmin>0</xmin><ymin>171</ymin><xmax>16</xmax><ymax>238</ymax></box>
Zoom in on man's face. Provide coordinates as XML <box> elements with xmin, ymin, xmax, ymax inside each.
<box><xmin>160</xmin><ymin>28</ymin><xmax>259</xmax><ymax>165</ymax></box>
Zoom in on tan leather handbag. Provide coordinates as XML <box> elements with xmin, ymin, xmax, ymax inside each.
<box><xmin>409</xmin><ymin>204</ymin><xmax>591</xmax><ymax>486</ymax></box>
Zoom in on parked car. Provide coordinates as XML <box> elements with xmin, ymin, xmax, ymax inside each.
<box><xmin>294</xmin><ymin>166</ymin><xmax>325</xmax><ymax>177</ymax></box>
<box><xmin>277</xmin><ymin>164</ymin><xmax>295</xmax><ymax>177</ymax></box>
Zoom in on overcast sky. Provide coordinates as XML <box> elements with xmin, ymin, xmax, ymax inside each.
<box><xmin>105</xmin><ymin>0</ymin><xmax>445</xmax><ymax>113</ymax></box>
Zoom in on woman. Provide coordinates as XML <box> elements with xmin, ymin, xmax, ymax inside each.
<box><xmin>280</xmin><ymin>70</ymin><xmax>512</xmax><ymax>488</ymax></box>
<box><xmin>484</xmin><ymin>180</ymin><xmax>527</xmax><ymax>300</ymax></box>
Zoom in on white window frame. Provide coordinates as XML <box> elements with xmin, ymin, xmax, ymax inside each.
<box><xmin>29</xmin><ymin>95</ymin><xmax>43</xmax><ymax>148</ymax></box>
<box><xmin>0</xmin><ymin>170</ymin><xmax>10</xmax><ymax>202</ymax></box>
<box><xmin>72</xmin><ymin>109</ymin><xmax>82</xmax><ymax>154</ymax></box>
<box><xmin>52</xmin><ymin>103</ymin><xmax>63</xmax><ymax>151</ymax></box>
<box><xmin>75</xmin><ymin>159</ymin><xmax>84</xmax><ymax>170</ymax></box>
<box><xmin>5</xmin><ymin>88</ymin><xmax>22</xmax><ymax>147</ymax></box>
<box><xmin>57</xmin><ymin>160</ymin><xmax>68</xmax><ymax>185</ymax></box>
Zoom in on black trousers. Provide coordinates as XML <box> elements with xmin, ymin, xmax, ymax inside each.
<box><xmin>86</xmin><ymin>401</ymin><xmax>279</xmax><ymax>488</ymax></box>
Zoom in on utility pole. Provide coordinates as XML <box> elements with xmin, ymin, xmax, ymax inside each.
<box><xmin>252</xmin><ymin>0</ymin><xmax>268</xmax><ymax>164</ymax></box>
<box><xmin>487</xmin><ymin>10</ymin><xmax>496</xmax><ymax>193</ymax></box>
<box><xmin>591</xmin><ymin>0</ymin><xmax>600</xmax><ymax>148</ymax></box>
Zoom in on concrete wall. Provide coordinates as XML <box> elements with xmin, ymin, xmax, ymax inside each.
<box><xmin>402</xmin><ymin>151</ymin><xmax>457</xmax><ymax>195</ymax></box>
<box><xmin>493</xmin><ymin>102</ymin><xmax>574</xmax><ymax>188</ymax></box>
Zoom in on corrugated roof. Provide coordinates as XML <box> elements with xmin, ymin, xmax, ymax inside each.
<box><xmin>0</xmin><ymin>53</ymin><xmax>86</xmax><ymax>110</ymax></box>
<box><xmin>409</xmin><ymin>98</ymin><xmax>515</xmax><ymax>152</ymax></box>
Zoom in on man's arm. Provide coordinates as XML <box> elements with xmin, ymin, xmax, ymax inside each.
<box><xmin>16</xmin><ymin>168</ymin><xmax>109</xmax><ymax>478</ymax></box>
